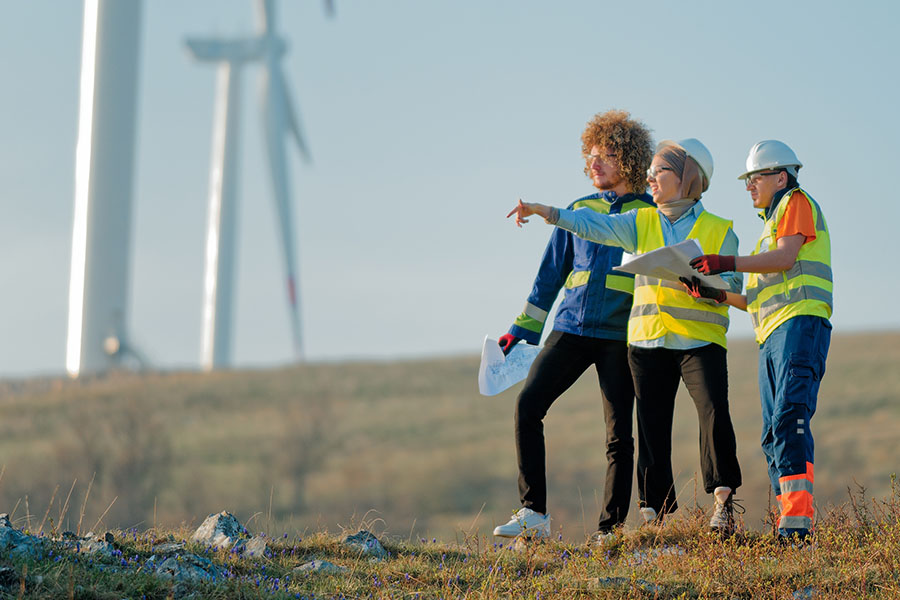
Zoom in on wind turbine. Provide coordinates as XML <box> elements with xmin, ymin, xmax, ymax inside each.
<box><xmin>67</xmin><ymin>0</ymin><xmax>143</xmax><ymax>377</ymax></box>
<box><xmin>187</xmin><ymin>0</ymin><xmax>328</xmax><ymax>371</ymax></box>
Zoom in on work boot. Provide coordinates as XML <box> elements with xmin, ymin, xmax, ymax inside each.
<box><xmin>588</xmin><ymin>529</ymin><xmax>618</xmax><ymax>550</ymax></box>
<box><xmin>492</xmin><ymin>508</ymin><xmax>550</xmax><ymax>538</ymax></box>
<box><xmin>709</xmin><ymin>486</ymin><xmax>736</xmax><ymax>533</ymax></box>
<box><xmin>776</xmin><ymin>530</ymin><xmax>813</xmax><ymax>549</ymax></box>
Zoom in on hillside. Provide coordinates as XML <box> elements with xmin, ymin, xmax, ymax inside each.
<box><xmin>1</xmin><ymin>331</ymin><xmax>898</xmax><ymax>543</ymax></box>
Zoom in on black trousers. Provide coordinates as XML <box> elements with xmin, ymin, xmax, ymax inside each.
<box><xmin>515</xmin><ymin>331</ymin><xmax>635</xmax><ymax>531</ymax></box>
<box><xmin>628</xmin><ymin>343</ymin><xmax>742</xmax><ymax>515</ymax></box>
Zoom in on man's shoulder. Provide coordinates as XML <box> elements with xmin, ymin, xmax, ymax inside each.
<box><xmin>569</xmin><ymin>193</ymin><xmax>653</xmax><ymax>213</ymax></box>
<box><xmin>774</xmin><ymin>187</ymin><xmax>817</xmax><ymax>219</ymax></box>
<box><xmin>568</xmin><ymin>193</ymin><xmax>604</xmax><ymax>211</ymax></box>
<box><xmin>787</xmin><ymin>187</ymin><xmax>818</xmax><ymax>207</ymax></box>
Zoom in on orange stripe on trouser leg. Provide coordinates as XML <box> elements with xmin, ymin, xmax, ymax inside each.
<box><xmin>779</xmin><ymin>462</ymin><xmax>813</xmax><ymax>484</ymax></box>
<box><xmin>777</xmin><ymin>463</ymin><xmax>815</xmax><ymax>527</ymax></box>
<box><xmin>777</xmin><ymin>490</ymin><xmax>814</xmax><ymax>519</ymax></box>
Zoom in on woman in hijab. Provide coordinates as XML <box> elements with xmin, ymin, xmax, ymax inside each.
<box><xmin>507</xmin><ymin>139</ymin><xmax>743</xmax><ymax>533</ymax></box>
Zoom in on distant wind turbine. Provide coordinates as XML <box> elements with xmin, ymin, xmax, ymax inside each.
<box><xmin>67</xmin><ymin>0</ymin><xmax>144</xmax><ymax>377</ymax></box>
<box><xmin>187</xmin><ymin>0</ymin><xmax>330</xmax><ymax>371</ymax></box>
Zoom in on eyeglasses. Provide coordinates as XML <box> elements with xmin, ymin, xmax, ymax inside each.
<box><xmin>646</xmin><ymin>165</ymin><xmax>674</xmax><ymax>179</ymax></box>
<box><xmin>585</xmin><ymin>152</ymin><xmax>617</xmax><ymax>163</ymax></box>
<box><xmin>746</xmin><ymin>171</ymin><xmax>782</xmax><ymax>186</ymax></box>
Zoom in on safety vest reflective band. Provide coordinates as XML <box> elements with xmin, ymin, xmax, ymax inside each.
<box><xmin>746</xmin><ymin>188</ymin><xmax>833</xmax><ymax>344</ymax></box>
<box><xmin>513</xmin><ymin>302</ymin><xmax>549</xmax><ymax>334</ymax></box>
<box><xmin>563</xmin><ymin>270</ymin><xmax>639</xmax><ymax>294</ymax></box>
<box><xmin>628</xmin><ymin>208</ymin><xmax>732</xmax><ymax>348</ymax></box>
<box><xmin>605</xmin><ymin>273</ymin><xmax>636</xmax><ymax>294</ymax></box>
<box><xmin>563</xmin><ymin>196</ymin><xmax>655</xmax><ymax>297</ymax></box>
<box><xmin>776</xmin><ymin>461</ymin><xmax>814</xmax><ymax>531</ymax></box>
<box><xmin>564</xmin><ymin>271</ymin><xmax>591</xmax><ymax>289</ymax></box>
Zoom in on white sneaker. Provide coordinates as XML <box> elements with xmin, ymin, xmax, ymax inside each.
<box><xmin>639</xmin><ymin>506</ymin><xmax>658</xmax><ymax>524</ymax></box>
<box><xmin>492</xmin><ymin>508</ymin><xmax>550</xmax><ymax>538</ymax></box>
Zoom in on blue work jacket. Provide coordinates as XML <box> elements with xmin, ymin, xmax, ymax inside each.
<box><xmin>509</xmin><ymin>191</ymin><xmax>655</xmax><ymax>345</ymax></box>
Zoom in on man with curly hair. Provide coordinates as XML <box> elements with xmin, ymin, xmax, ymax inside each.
<box><xmin>508</xmin><ymin>138</ymin><xmax>745</xmax><ymax>535</ymax></box>
<box><xmin>492</xmin><ymin>110</ymin><xmax>654</xmax><ymax>544</ymax></box>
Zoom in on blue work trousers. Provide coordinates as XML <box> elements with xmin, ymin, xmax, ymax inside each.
<box><xmin>758</xmin><ymin>315</ymin><xmax>831</xmax><ymax>537</ymax></box>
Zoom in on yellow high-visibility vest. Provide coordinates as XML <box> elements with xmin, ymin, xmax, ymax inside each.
<box><xmin>747</xmin><ymin>188</ymin><xmax>833</xmax><ymax>344</ymax></box>
<box><xmin>629</xmin><ymin>208</ymin><xmax>733</xmax><ymax>348</ymax></box>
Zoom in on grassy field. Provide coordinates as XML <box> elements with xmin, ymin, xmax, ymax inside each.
<box><xmin>4</xmin><ymin>498</ymin><xmax>900</xmax><ymax>599</ymax></box>
<box><xmin>1</xmin><ymin>330</ymin><xmax>898</xmax><ymax>545</ymax></box>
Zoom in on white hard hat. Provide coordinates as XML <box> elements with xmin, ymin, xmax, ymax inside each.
<box><xmin>657</xmin><ymin>138</ymin><xmax>714</xmax><ymax>184</ymax></box>
<box><xmin>738</xmin><ymin>140</ymin><xmax>802</xmax><ymax>180</ymax></box>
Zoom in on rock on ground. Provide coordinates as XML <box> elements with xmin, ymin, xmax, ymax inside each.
<box><xmin>62</xmin><ymin>532</ymin><xmax>117</xmax><ymax>557</ymax></box>
<box><xmin>294</xmin><ymin>559</ymin><xmax>347</xmax><ymax>574</ymax></box>
<box><xmin>190</xmin><ymin>511</ymin><xmax>246</xmax><ymax>549</ymax></box>
<box><xmin>155</xmin><ymin>554</ymin><xmax>220</xmax><ymax>583</ymax></box>
<box><xmin>0</xmin><ymin>513</ymin><xmax>43</xmax><ymax>558</ymax></box>
<box><xmin>341</xmin><ymin>530</ymin><xmax>387</xmax><ymax>559</ymax></box>
<box><xmin>233</xmin><ymin>535</ymin><xmax>269</xmax><ymax>558</ymax></box>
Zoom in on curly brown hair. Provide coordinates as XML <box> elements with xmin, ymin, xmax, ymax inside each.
<box><xmin>581</xmin><ymin>110</ymin><xmax>654</xmax><ymax>194</ymax></box>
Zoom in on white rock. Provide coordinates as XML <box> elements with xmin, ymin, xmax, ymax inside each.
<box><xmin>233</xmin><ymin>535</ymin><xmax>268</xmax><ymax>558</ymax></box>
<box><xmin>190</xmin><ymin>511</ymin><xmax>245</xmax><ymax>549</ymax></box>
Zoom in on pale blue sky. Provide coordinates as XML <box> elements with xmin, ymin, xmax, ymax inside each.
<box><xmin>2</xmin><ymin>0</ymin><xmax>898</xmax><ymax>377</ymax></box>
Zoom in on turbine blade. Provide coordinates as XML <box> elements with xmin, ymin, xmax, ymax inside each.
<box><xmin>275</xmin><ymin>65</ymin><xmax>313</xmax><ymax>163</ymax></box>
<box><xmin>323</xmin><ymin>0</ymin><xmax>335</xmax><ymax>17</ymax></box>
<box><xmin>261</xmin><ymin>66</ymin><xmax>304</xmax><ymax>359</ymax></box>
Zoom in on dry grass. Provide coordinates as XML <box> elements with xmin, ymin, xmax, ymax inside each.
<box><xmin>4</xmin><ymin>486</ymin><xmax>900</xmax><ymax>598</ymax></box>
<box><xmin>0</xmin><ymin>331</ymin><xmax>898</xmax><ymax>544</ymax></box>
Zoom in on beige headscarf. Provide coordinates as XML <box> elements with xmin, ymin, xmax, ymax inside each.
<box><xmin>655</xmin><ymin>146</ymin><xmax>709</xmax><ymax>221</ymax></box>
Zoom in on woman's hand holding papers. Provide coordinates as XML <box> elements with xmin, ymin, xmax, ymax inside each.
<box><xmin>680</xmin><ymin>276</ymin><xmax>727</xmax><ymax>304</ymax></box>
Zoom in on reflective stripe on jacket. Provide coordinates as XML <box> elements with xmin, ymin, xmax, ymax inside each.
<box><xmin>628</xmin><ymin>207</ymin><xmax>732</xmax><ymax>348</ymax></box>
<box><xmin>509</xmin><ymin>192</ymin><xmax>654</xmax><ymax>344</ymax></box>
<box><xmin>747</xmin><ymin>188</ymin><xmax>833</xmax><ymax>344</ymax></box>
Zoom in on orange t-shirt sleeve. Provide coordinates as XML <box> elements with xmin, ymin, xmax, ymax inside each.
<box><xmin>776</xmin><ymin>191</ymin><xmax>817</xmax><ymax>243</ymax></box>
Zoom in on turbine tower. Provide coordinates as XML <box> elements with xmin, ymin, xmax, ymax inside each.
<box><xmin>187</xmin><ymin>0</ymin><xmax>323</xmax><ymax>371</ymax></box>
<box><xmin>67</xmin><ymin>0</ymin><xmax>143</xmax><ymax>377</ymax></box>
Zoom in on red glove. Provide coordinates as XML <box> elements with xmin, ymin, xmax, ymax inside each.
<box><xmin>498</xmin><ymin>334</ymin><xmax>521</xmax><ymax>356</ymax></box>
<box><xmin>690</xmin><ymin>254</ymin><xmax>736</xmax><ymax>275</ymax></box>
<box><xmin>679</xmin><ymin>276</ymin><xmax>727</xmax><ymax>303</ymax></box>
